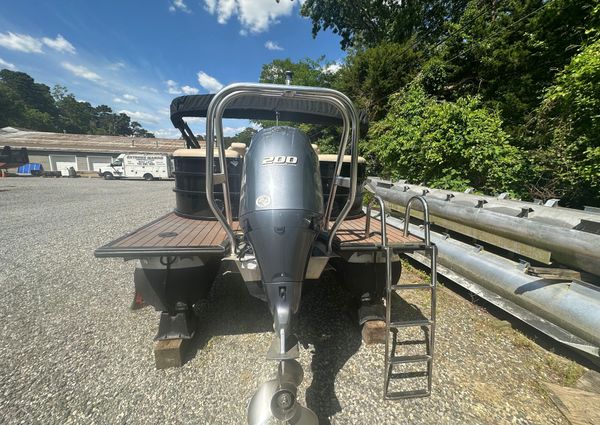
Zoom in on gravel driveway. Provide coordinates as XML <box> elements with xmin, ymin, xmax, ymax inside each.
<box><xmin>0</xmin><ymin>178</ymin><xmax>582</xmax><ymax>424</ymax></box>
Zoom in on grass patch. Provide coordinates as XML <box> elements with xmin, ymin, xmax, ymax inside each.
<box><xmin>510</xmin><ymin>331</ymin><xmax>536</xmax><ymax>351</ymax></box>
<box><xmin>545</xmin><ymin>356</ymin><xmax>585</xmax><ymax>386</ymax></box>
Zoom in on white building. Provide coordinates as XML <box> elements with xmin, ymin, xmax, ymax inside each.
<box><xmin>0</xmin><ymin>127</ymin><xmax>185</xmax><ymax>174</ymax></box>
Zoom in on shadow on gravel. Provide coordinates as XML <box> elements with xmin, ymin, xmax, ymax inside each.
<box><xmin>183</xmin><ymin>271</ymin><xmax>273</xmax><ymax>364</ymax></box>
<box><xmin>296</xmin><ymin>271</ymin><xmax>363</xmax><ymax>425</ymax></box>
<box><xmin>183</xmin><ymin>268</ymin><xmax>428</xmax><ymax>424</ymax></box>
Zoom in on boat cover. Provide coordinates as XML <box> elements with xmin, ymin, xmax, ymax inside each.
<box><xmin>170</xmin><ymin>94</ymin><xmax>368</xmax><ymax>128</ymax></box>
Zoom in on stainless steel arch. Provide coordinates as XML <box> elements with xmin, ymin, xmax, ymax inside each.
<box><xmin>204</xmin><ymin>83</ymin><xmax>360</xmax><ymax>254</ymax></box>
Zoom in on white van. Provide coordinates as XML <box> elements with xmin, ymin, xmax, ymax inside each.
<box><xmin>98</xmin><ymin>153</ymin><xmax>173</xmax><ymax>180</ymax></box>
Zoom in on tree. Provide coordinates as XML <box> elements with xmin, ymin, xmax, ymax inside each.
<box><xmin>0</xmin><ymin>83</ymin><xmax>26</xmax><ymax>128</ymax></box>
<box><xmin>335</xmin><ymin>41</ymin><xmax>423</xmax><ymax>120</ymax></box>
<box><xmin>439</xmin><ymin>0</ymin><xmax>599</xmax><ymax>140</ymax></box>
<box><xmin>131</xmin><ymin>120</ymin><xmax>155</xmax><ymax>138</ymax></box>
<box><xmin>0</xmin><ymin>70</ymin><xmax>57</xmax><ymax>119</ymax></box>
<box><xmin>529</xmin><ymin>37</ymin><xmax>600</xmax><ymax>206</ymax></box>
<box><xmin>366</xmin><ymin>83</ymin><xmax>523</xmax><ymax>194</ymax></box>
<box><xmin>300</xmin><ymin>0</ymin><xmax>468</xmax><ymax>50</ymax></box>
<box><xmin>258</xmin><ymin>57</ymin><xmax>343</xmax><ymax>153</ymax></box>
<box><xmin>259</xmin><ymin>57</ymin><xmax>338</xmax><ymax>88</ymax></box>
<box><xmin>55</xmin><ymin>94</ymin><xmax>94</xmax><ymax>133</ymax></box>
<box><xmin>231</xmin><ymin>127</ymin><xmax>257</xmax><ymax>146</ymax></box>
<box><xmin>0</xmin><ymin>69</ymin><xmax>154</xmax><ymax>137</ymax></box>
<box><xmin>0</xmin><ymin>70</ymin><xmax>58</xmax><ymax>131</ymax></box>
<box><xmin>51</xmin><ymin>84</ymin><xmax>69</xmax><ymax>102</ymax></box>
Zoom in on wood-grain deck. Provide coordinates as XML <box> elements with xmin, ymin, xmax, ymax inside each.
<box><xmin>94</xmin><ymin>212</ymin><xmax>239</xmax><ymax>258</ymax></box>
<box><xmin>95</xmin><ymin>211</ymin><xmax>422</xmax><ymax>259</ymax></box>
<box><xmin>332</xmin><ymin>214</ymin><xmax>422</xmax><ymax>249</ymax></box>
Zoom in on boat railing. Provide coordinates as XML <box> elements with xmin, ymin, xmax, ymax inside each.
<box><xmin>204</xmin><ymin>83</ymin><xmax>361</xmax><ymax>255</ymax></box>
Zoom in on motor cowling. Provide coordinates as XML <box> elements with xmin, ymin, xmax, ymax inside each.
<box><xmin>239</xmin><ymin>126</ymin><xmax>323</xmax><ymax>357</ymax></box>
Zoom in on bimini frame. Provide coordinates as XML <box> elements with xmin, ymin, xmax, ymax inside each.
<box><xmin>204</xmin><ymin>83</ymin><xmax>361</xmax><ymax>255</ymax></box>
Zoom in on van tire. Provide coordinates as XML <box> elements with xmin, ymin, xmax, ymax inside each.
<box><xmin>103</xmin><ymin>172</ymin><xmax>114</xmax><ymax>180</ymax></box>
<box><xmin>143</xmin><ymin>173</ymin><xmax>154</xmax><ymax>181</ymax></box>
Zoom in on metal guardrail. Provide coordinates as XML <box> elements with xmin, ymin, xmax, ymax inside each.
<box><xmin>368</xmin><ymin>178</ymin><xmax>600</xmax><ymax>276</ymax></box>
<box><xmin>368</xmin><ymin>178</ymin><xmax>600</xmax><ymax>362</ymax></box>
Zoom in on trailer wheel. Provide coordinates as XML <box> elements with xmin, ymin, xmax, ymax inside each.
<box><xmin>103</xmin><ymin>172</ymin><xmax>114</xmax><ymax>180</ymax></box>
<box><xmin>143</xmin><ymin>173</ymin><xmax>154</xmax><ymax>181</ymax></box>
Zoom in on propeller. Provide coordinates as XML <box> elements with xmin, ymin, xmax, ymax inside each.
<box><xmin>247</xmin><ymin>360</ymin><xmax>318</xmax><ymax>425</ymax></box>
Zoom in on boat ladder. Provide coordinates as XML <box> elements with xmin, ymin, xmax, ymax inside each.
<box><xmin>367</xmin><ymin>195</ymin><xmax>438</xmax><ymax>399</ymax></box>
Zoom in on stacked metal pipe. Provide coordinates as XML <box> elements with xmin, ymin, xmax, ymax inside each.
<box><xmin>368</xmin><ymin>177</ymin><xmax>600</xmax><ymax>360</ymax></box>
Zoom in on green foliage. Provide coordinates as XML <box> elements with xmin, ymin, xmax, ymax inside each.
<box><xmin>0</xmin><ymin>69</ymin><xmax>154</xmax><ymax>137</ymax></box>
<box><xmin>0</xmin><ymin>70</ymin><xmax>57</xmax><ymax>131</ymax></box>
<box><xmin>259</xmin><ymin>56</ymin><xmax>337</xmax><ymax>87</ymax></box>
<box><xmin>296</xmin><ymin>0</ymin><xmax>600</xmax><ymax>206</ymax></box>
<box><xmin>258</xmin><ymin>57</ymin><xmax>342</xmax><ymax>153</ymax></box>
<box><xmin>420</xmin><ymin>57</ymin><xmax>448</xmax><ymax>96</ymax></box>
<box><xmin>300</xmin><ymin>0</ymin><xmax>468</xmax><ymax>50</ymax></box>
<box><xmin>529</xmin><ymin>37</ymin><xmax>600</xmax><ymax>206</ymax></box>
<box><xmin>335</xmin><ymin>41</ymin><xmax>423</xmax><ymax>120</ymax></box>
<box><xmin>0</xmin><ymin>70</ymin><xmax>57</xmax><ymax>117</ymax></box>
<box><xmin>366</xmin><ymin>83</ymin><xmax>523</xmax><ymax>194</ymax></box>
<box><xmin>224</xmin><ymin>127</ymin><xmax>257</xmax><ymax>147</ymax></box>
<box><xmin>440</xmin><ymin>0</ymin><xmax>598</xmax><ymax>139</ymax></box>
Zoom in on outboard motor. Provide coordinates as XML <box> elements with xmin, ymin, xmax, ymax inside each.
<box><xmin>240</xmin><ymin>126</ymin><xmax>323</xmax><ymax>354</ymax></box>
<box><xmin>240</xmin><ymin>126</ymin><xmax>322</xmax><ymax>425</ymax></box>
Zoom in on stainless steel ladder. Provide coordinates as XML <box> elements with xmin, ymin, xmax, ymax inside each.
<box><xmin>377</xmin><ymin>195</ymin><xmax>437</xmax><ymax>400</ymax></box>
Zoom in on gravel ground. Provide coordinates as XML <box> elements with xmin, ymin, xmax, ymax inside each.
<box><xmin>0</xmin><ymin>177</ymin><xmax>584</xmax><ymax>424</ymax></box>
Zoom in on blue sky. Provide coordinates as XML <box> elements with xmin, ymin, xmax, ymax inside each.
<box><xmin>0</xmin><ymin>0</ymin><xmax>345</xmax><ymax>138</ymax></box>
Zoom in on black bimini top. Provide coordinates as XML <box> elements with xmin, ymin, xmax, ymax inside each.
<box><xmin>170</xmin><ymin>94</ymin><xmax>368</xmax><ymax>128</ymax></box>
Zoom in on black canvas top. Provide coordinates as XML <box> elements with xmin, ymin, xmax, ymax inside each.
<box><xmin>170</xmin><ymin>94</ymin><xmax>368</xmax><ymax>128</ymax></box>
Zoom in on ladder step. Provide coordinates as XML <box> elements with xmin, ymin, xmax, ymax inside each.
<box><xmin>391</xmin><ymin>338</ymin><xmax>427</xmax><ymax>346</ymax></box>
<box><xmin>389</xmin><ymin>370</ymin><xmax>430</xmax><ymax>379</ymax></box>
<box><xmin>391</xmin><ymin>283</ymin><xmax>432</xmax><ymax>290</ymax></box>
<box><xmin>389</xmin><ymin>319</ymin><xmax>432</xmax><ymax>328</ymax></box>
<box><xmin>385</xmin><ymin>388</ymin><xmax>430</xmax><ymax>400</ymax></box>
<box><xmin>389</xmin><ymin>354</ymin><xmax>431</xmax><ymax>364</ymax></box>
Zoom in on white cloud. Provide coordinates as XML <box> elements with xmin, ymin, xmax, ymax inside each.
<box><xmin>119</xmin><ymin>110</ymin><xmax>160</xmax><ymax>124</ymax></box>
<box><xmin>169</xmin><ymin>0</ymin><xmax>191</xmax><ymax>13</ymax></box>
<box><xmin>181</xmin><ymin>85</ymin><xmax>199</xmax><ymax>95</ymax></box>
<box><xmin>216</xmin><ymin>0</ymin><xmax>237</xmax><ymax>24</ymax></box>
<box><xmin>62</xmin><ymin>62</ymin><xmax>102</xmax><ymax>82</ymax></box>
<box><xmin>166</xmin><ymin>79</ymin><xmax>182</xmax><ymax>94</ymax></box>
<box><xmin>42</xmin><ymin>34</ymin><xmax>76</xmax><ymax>54</ymax></box>
<box><xmin>0</xmin><ymin>32</ymin><xmax>76</xmax><ymax>55</ymax></box>
<box><xmin>197</xmin><ymin>71</ymin><xmax>223</xmax><ymax>93</ymax></box>
<box><xmin>0</xmin><ymin>32</ymin><xmax>43</xmax><ymax>53</ymax></box>
<box><xmin>154</xmin><ymin>128</ymin><xmax>185</xmax><ymax>139</ymax></box>
<box><xmin>113</xmin><ymin>93</ymin><xmax>138</xmax><ymax>104</ymax></box>
<box><xmin>0</xmin><ymin>57</ymin><xmax>16</xmax><ymax>70</ymax></box>
<box><xmin>323</xmin><ymin>62</ymin><xmax>342</xmax><ymax>74</ymax></box>
<box><xmin>186</xmin><ymin>117</ymin><xmax>205</xmax><ymax>123</ymax></box>
<box><xmin>223</xmin><ymin>125</ymin><xmax>247</xmax><ymax>137</ymax></box>
<box><xmin>203</xmin><ymin>0</ymin><xmax>297</xmax><ymax>33</ymax></box>
<box><xmin>265</xmin><ymin>40</ymin><xmax>283</xmax><ymax>51</ymax></box>
<box><xmin>108</xmin><ymin>62</ymin><xmax>126</xmax><ymax>70</ymax></box>
<box><xmin>142</xmin><ymin>85</ymin><xmax>159</xmax><ymax>93</ymax></box>
<box><xmin>204</xmin><ymin>0</ymin><xmax>217</xmax><ymax>13</ymax></box>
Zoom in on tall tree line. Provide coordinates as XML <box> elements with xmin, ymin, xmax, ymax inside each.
<box><xmin>281</xmin><ymin>0</ymin><xmax>599</xmax><ymax>206</ymax></box>
<box><xmin>0</xmin><ymin>69</ymin><xmax>155</xmax><ymax>138</ymax></box>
